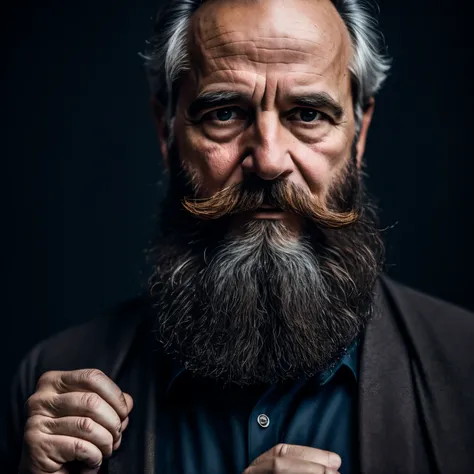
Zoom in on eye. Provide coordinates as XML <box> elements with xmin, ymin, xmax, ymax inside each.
<box><xmin>204</xmin><ymin>107</ymin><xmax>246</xmax><ymax>122</ymax></box>
<box><xmin>289</xmin><ymin>108</ymin><xmax>326</xmax><ymax>123</ymax></box>
<box><xmin>215</xmin><ymin>109</ymin><xmax>233</xmax><ymax>121</ymax></box>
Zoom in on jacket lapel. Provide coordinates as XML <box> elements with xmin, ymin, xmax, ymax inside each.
<box><xmin>358</xmin><ymin>280</ymin><xmax>431</xmax><ymax>474</ymax></box>
<box><xmin>104</xmin><ymin>307</ymin><xmax>161</xmax><ymax>474</ymax></box>
<box><xmin>105</xmin><ymin>351</ymin><xmax>159</xmax><ymax>474</ymax></box>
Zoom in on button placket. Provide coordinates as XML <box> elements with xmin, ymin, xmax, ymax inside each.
<box><xmin>248</xmin><ymin>385</ymin><xmax>281</xmax><ymax>463</ymax></box>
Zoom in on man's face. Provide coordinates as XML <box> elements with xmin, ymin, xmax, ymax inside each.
<box><xmin>150</xmin><ymin>0</ymin><xmax>382</xmax><ymax>386</ymax></box>
<box><xmin>169</xmin><ymin>0</ymin><xmax>358</xmax><ymax>232</ymax></box>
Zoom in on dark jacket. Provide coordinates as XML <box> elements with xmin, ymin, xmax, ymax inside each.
<box><xmin>2</xmin><ymin>276</ymin><xmax>474</xmax><ymax>474</ymax></box>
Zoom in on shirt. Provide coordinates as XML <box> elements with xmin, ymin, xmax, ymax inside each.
<box><xmin>156</xmin><ymin>343</ymin><xmax>359</xmax><ymax>474</ymax></box>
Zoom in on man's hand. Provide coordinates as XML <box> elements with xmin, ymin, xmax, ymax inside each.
<box><xmin>243</xmin><ymin>444</ymin><xmax>342</xmax><ymax>473</ymax></box>
<box><xmin>19</xmin><ymin>369</ymin><xmax>133</xmax><ymax>474</ymax></box>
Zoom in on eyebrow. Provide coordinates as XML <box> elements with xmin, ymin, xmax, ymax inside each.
<box><xmin>291</xmin><ymin>93</ymin><xmax>344</xmax><ymax>120</ymax></box>
<box><xmin>187</xmin><ymin>90</ymin><xmax>344</xmax><ymax>120</ymax></box>
<box><xmin>188</xmin><ymin>91</ymin><xmax>251</xmax><ymax>118</ymax></box>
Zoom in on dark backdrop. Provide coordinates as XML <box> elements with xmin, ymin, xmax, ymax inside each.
<box><xmin>2</xmin><ymin>0</ymin><xmax>473</xmax><ymax>414</ymax></box>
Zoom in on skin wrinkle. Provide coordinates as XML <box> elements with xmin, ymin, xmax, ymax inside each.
<box><xmin>205</xmin><ymin>37</ymin><xmax>334</xmax><ymax>49</ymax></box>
<box><xmin>175</xmin><ymin>0</ymin><xmax>355</xmax><ymax>212</ymax></box>
<box><xmin>148</xmin><ymin>0</ymin><xmax>384</xmax><ymax>385</ymax></box>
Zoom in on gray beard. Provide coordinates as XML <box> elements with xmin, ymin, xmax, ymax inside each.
<box><xmin>150</xmin><ymin>204</ymin><xmax>383</xmax><ymax>386</ymax></box>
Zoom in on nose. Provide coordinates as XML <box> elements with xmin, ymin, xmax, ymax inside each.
<box><xmin>241</xmin><ymin>111</ymin><xmax>293</xmax><ymax>181</ymax></box>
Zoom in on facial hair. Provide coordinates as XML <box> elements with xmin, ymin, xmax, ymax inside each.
<box><xmin>148</xmin><ymin>142</ymin><xmax>384</xmax><ymax>386</ymax></box>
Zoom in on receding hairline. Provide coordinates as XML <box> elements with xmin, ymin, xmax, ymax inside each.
<box><xmin>189</xmin><ymin>0</ymin><xmax>352</xmax><ymax>52</ymax></box>
<box><xmin>184</xmin><ymin>0</ymin><xmax>354</xmax><ymax>91</ymax></box>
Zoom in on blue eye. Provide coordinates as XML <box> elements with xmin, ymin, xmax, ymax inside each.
<box><xmin>298</xmin><ymin>109</ymin><xmax>320</xmax><ymax>122</ymax></box>
<box><xmin>203</xmin><ymin>107</ymin><xmax>247</xmax><ymax>123</ymax></box>
<box><xmin>215</xmin><ymin>109</ymin><xmax>234</xmax><ymax>121</ymax></box>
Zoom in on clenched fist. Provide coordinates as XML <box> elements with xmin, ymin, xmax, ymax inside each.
<box><xmin>243</xmin><ymin>444</ymin><xmax>342</xmax><ymax>473</ymax></box>
<box><xmin>19</xmin><ymin>369</ymin><xmax>133</xmax><ymax>474</ymax></box>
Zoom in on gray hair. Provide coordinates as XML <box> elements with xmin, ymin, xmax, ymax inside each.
<box><xmin>142</xmin><ymin>0</ymin><xmax>391</xmax><ymax>131</ymax></box>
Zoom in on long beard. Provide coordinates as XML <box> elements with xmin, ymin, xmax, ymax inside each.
<box><xmin>148</xmin><ymin>145</ymin><xmax>384</xmax><ymax>386</ymax></box>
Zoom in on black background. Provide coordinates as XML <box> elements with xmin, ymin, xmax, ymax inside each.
<box><xmin>2</xmin><ymin>0</ymin><xmax>473</xmax><ymax>414</ymax></box>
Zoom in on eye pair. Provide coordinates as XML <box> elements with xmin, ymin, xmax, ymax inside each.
<box><xmin>205</xmin><ymin>107</ymin><xmax>326</xmax><ymax>123</ymax></box>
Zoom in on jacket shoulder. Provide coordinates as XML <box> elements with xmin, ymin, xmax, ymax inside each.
<box><xmin>34</xmin><ymin>295</ymin><xmax>154</xmax><ymax>374</ymax></box>
<box><xmin>380</xmin><ymin>276</ymin><xmax>474</xmax><ymax>363</ymax></box>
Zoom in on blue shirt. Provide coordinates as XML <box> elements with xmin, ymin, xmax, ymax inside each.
<box><xmin>156</xmin><ymin>344</ymin><xmax>359</xmax><ymax>474</ymax></box>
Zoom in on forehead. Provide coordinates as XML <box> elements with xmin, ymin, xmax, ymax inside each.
<box><xmin>188</xmin><ymin>0</ymin><xmax>352</xmax><ymax>92</ymax></box>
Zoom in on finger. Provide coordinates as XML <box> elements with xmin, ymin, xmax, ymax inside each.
<box><xmin>113</xmin><ymin>434</ymin><xmax>123</xmax><ymax>451</ymax></box>
<box><xmin>57</xmin><ymin>369</ymin><xmax>131</xmax><ymax>420</ymax></box>
<box><xmin>110</xmin><ymin>419</ymin><xmax>127</xmax><ymax>451</ymax></box>
<box><xmin>53</xmin><ymin>467</ymin><xmax>101</xmax><ymax>474</ymax></box>
<box><xmin>80</xmin><ymin>468</ymin><xmax>102</xmax><ymax>474</ymax></box>
<box><xmin>33</xmin><ymin>391</ymin><xmax>123</xmax><ymax>443</ymax></box>
<box><xmin>123</xmin><ymin>392</ymin><xmax>134</xmax><ymax>412</ymax></box>
<box><xmin>38</xmin><ymin>415</ymin><xmax>114</xmax><ymax>458</ymax></box>
<box><xmin>121</xmin><ymin>416</ymin><xmax>130</xmax><ymax>431</ymax></box>
<box><xmin>111</xmin><ymin>418</ymin><xmax>130</xmax><ymax>451</ymax></box>
<box><xmin>31</xmin><ymin>433</ymin><xmax>102</xmax><ymax>472</ymax></box>
<box><xmin>244</xmin><ymin>457</ymin><xmax>340</xmax><ymax>473</ymax></box>
<box><xmin>250</xmin><ymin>444</ymin><xmax>342</xmax><ymax>470</ymax></box>
<box><xmin>55</xmin><ymin>464</ymin><xmax>100</xmax><ymax>474</ymax></box>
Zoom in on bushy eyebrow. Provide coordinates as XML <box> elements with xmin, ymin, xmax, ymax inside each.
<box><xmin>188</xmin><ymin>91</ymin><xmax>252</xmax><ymax>117</ymax></box>
<box><xmin>290</xmin><ymin>93</ymin><xmax>344</xmax><ymax>120</ymax></box>
<box><xmin>187</xmin><ymin>90</ymin><xmax>344</xmax><ymax>120</ymax></box>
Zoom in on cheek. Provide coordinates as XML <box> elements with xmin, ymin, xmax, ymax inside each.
<box><xmin>294</xmin><ymin>127</ymin><xmax>354</xmax><ymax>196</ymax></box>
<box><xmin>176</xmin><ymin>124</ymin><xmax>242</xmax><ymax>196</ymax></box>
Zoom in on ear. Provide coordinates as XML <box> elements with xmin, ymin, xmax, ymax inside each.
<box><xmin>355</xmin><ymin>97</ymin><xmax>375</xmax><ymax>169</ymax></box>
<box><xmin>151</xmin><ymin>98</ymin><xmax>170</xmax><ymax>169</ymax></box>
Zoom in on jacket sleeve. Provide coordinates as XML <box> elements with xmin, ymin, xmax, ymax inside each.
<box><xmin>0</xmin><ymin>299</ymin><xmax>148</xmax><ymax>473</ymax></box>
<box><xmin>0</xmin><ymin>344</ymin><xmax>43</xmax><ymax>474</ymax></box>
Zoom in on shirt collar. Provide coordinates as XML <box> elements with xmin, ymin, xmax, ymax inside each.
<box><xmin>165</xmin><ymin>341</ymin><xmax>359</xmax><ymax>395</ymax></box>
<box><xmin>319</xmin><ymin>340</ymin><xmax>359</xmax><ymax>385</ymax></box>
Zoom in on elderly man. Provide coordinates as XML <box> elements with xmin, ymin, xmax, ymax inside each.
<box><xmin>2</xmin><ymin>0</ymin><xmax>473</xmax><ymax>473</ymax></box>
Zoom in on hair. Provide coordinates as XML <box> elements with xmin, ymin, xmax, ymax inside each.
<box><xmin>142</xmin><ymin>0</ymin><xmax>391</xmax><ymax>132</ymax></box>
<box><xmin>148</xmin><ymin>143</ymin><xmax>385</xmax><ymax>385</ymax></box>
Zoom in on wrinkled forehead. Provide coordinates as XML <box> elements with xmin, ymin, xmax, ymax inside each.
<box><xmin>188</xmin><ymin>0</ymin><xmax>352</xmax><ymax>81</ymax></box>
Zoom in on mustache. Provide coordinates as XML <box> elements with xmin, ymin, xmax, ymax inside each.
<box><xmin>182</xmin><ymin>178</ymin><xmax>359</xmax><ymax>229</ymax></box>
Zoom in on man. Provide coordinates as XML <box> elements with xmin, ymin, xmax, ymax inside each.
<box><xmin>2</xmin><ymin>0</ymin><xmax>473</xmax><ymax>473</ymax></box>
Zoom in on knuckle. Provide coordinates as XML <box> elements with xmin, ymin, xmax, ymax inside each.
<box><xmin>26</xmin><ymin>393</ymin><xmax>42</xmax><ymax>415</ymax></box>
<box><xmin>23</xmin><ymin>426</ymin><xmax>41</xmax><ymax>447</ymax></box>
<box><xmin>74</xmin><ymin>439</ymin><xmax>102</xmax><ymax>468</ymax></box>
<box><xmin>273</xmin><ymin>443</ymin><xmax>289</xmax><ymax>457</ymax></box>
<box><xmin>82</xmin><ymin>392</ymin><xmax>102</xmax><ymax>411</ymax></box>
<box><xmin>27</xmin><ymin>393</ymin><xmax>60</xmax><ymax>416</ymax></box>
<box><xmin>25</xmin><ymin>414</ymin><xmax>43</xmax><ymax>431</ymax></box>
<box><xmin>78</xmin><ymin>417</ymin><xmax>94</xmax><ymax>434</ymax></box>
<box><xmin>80</xmin><ymin>368</ymin><xmax>105</xmax><ymax>385</ymax></box>
<box><xmin>114</xmin><ymin>420</ymin><xmax>123</xmax><ymax>437</ymax></box>
<box><xmin>36</xmin><ymin>371</ymin><xmax>57</xmax><ymax>388</ymax></box>
<box><xmin>73</xmin><ymin>438</ymin><xmax>87</xmax><ymax>455</ymax></box>
<box><xmin>45</xmin><ymin>394</ymin><xmax>61</xmax><ymax>415</ymax></box>
<box><xmin>118</xmin><ymin>393</ymin><xmax>129</xmax><ymax>413</ymax></box>
<box><xmin>40</xmin><ymin>416</ymin><xmax>57</xmax><ymax>433</ymax></box>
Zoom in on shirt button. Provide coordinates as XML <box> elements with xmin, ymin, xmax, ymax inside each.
<box><xmin>257</xmin><ymin>414</ymin><xmax>270</xmax><ymax>428</ymax></box>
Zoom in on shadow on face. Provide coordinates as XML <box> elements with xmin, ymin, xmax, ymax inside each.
<box><xmin>166</xmin><ymin>0</ymin><xmax>364</xmax><ymax>227</ymax></box>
